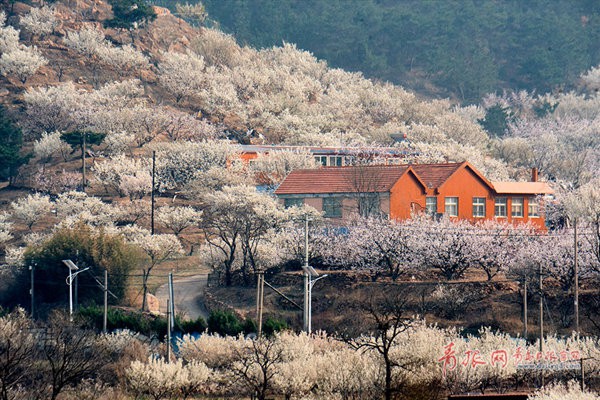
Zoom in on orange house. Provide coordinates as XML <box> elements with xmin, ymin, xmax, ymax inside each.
<box><xmin>238</xmin><ymin>144</ymin><xmax>411</xmax><ymax>166</ymax></box>
<box><xmin>274</xmin><ymin>161</ymin><xmax>553</xmax><ymax>229</ymax></box>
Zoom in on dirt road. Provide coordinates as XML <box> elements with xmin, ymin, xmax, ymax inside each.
<box><xmin>155</xmin><ymin>274</ymin><xmax>209</xmax><ymax>320</ymax></box>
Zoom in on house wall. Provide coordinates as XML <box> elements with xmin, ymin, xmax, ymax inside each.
<box><xmin>500</xmin><ymin>195</ymin><xmax>546</xmax><ymax>230</ymax></box>
<box><xmin>434</xmin><ymin>167</ymin><xmax>495</xmax><ymax>223</ymax></box>
<box><xmin>277</xmin><ymin>165</ymin><xmax>548</xmax><ymax>229</ymax></box>
<box><xmin>304</xmin><ymin>197</ymin><xmax>322</xmax><ymax>212</ymax></box>
<box><xmin>388</xmin><ymin>166</ymin><xmax>547</xmax><ymax>228</ymax></box>
<box><xmin>389</xmin><ymin>172</ymin><xmax>426</xmax><ymax>220</ymax></box>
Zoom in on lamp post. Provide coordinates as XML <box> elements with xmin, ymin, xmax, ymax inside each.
<box><xmin>62</xmin><ymin>260</ymin><xmax>89</xmax><ymax>321</ymax></box>
<box><xmin>302</xmin><ymin>265</ymin><xmax>328</xmax><ymax>334</ymax></box>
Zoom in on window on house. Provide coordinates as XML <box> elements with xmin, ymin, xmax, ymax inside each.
<box><xmin>528</xmin><ymin>197</ymin><xmax>539</xmax><ymax>218</ymax></box>
<box><xmin>315</xmin><ymin>156</ymin><xmax>327</xmax><ymax>166</ymax></box>
<box><xmin>473</xmin><ymin>197</ymin><xmax>486</xmax><ymax>218</ymax></box>
<box><xmin>444</xmin><ymin>197</ymin><xmax>458</xmax><ymax>217</ymax></box>
<box><xmin>329</xmin><ymin>156</ymin><xmax>343</xmax><ymax>166</ymax></box>
<box><xmin>495</xmin><ymin>197</ymin><xmax>507</xmax><ymax>217</ymax></box>
<box><xmin>358</xmin><ymin>193</ymin><xmax>380</xmax><ymax>217</ymax></box>
<box><xmin>323</xmin><ymin>197</ymin><xmax>342</xmax><ymax>218</ymax></box>
<box><xmin>425</xmin><ymin>196</ymin><xmax>437</xmax><ymax>215</ymax></box>
<box><xmin>284</xmin><ymin>198</ymin><xmax>304</xmax><ymax>209</ymax></box>
<box><xmin>512</xmin><ymin>197</ymin><xmax>524</xmax><ymax>218</ymax></box>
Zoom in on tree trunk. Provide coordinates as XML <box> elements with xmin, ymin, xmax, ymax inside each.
<box><xmin>141</xmin><ymin>269</ymin><xmax>149</xmax><ymax>311</ymax></box>
<box><xmin>384</xmin><ymin>358</ymin><xmax>392</xmax><ymax>400</ymax></box>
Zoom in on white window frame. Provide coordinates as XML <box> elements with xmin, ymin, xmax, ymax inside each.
<box><xmin>425</xmin><ymin>196</ymin><xmax>437</xmax><ymax>215</ymax></box>
<box><xmin>315</xmin><ymin>156</ymin><xmax>327</xmax><ymax>166</ymax></box>
<box><xmin>512</xmin><ymin>197</ymin><xmax>524</xmax><ymax>218</ymax></box>
<box><xmin>528</xmin><ymin>197</ymin><xmax>539</xmax><ymax>218</ymax></box>
<box><xmin>472</xmin><ymin>197</ymin><xmax>486</xmax><ymax>218</ymax></box>
<box><xmin>329</xmin><ymin>156</ymin><xmax>343</xmax><ymax>166</ymax></box>
<box><xmin>444</xmin><ymin>197</ymin><xmax>458</xmax><ymax>217</ymax></box>
<box><xmin>495</xmin><ymin>197</ymin><xmax>507</xmax><ymax>217</ymax></box>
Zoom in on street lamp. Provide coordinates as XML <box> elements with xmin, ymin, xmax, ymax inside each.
<box><xmin>302</xmin><ymin>265</ymin><xmax>328</xmax><ymax>334</ymax></box>
<box><xmin>62</xmin><ymin>260</ymin><xmax>89</xmax><ymax>320</ymax></box>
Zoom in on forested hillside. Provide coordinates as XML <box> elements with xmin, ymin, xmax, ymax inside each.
<box><xmin>155</xmin><ymin>0</ymin><xmax>600</xmax><ymax>103</ymax></box>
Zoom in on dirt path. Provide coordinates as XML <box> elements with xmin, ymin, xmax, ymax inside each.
<box><xmin>155</xmin><ymin>274</ymin><xmax>209</xmax><ymax>321</ymax></box>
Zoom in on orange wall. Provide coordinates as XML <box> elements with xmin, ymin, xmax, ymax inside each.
<box><xmin>389</xmin><ymin>172</ymin><xmax>426</xmax><ymax>220</ymax></box>
<box><xmin>499</xmin><ymin>195</ymin><xmax>546</xmax><ymax>229</ymax></box>
<box><xmin>434</xmin><ymin>167</ymin><xmax>495</xmax><ymax>223</ymax></box>
<box><xmin>388</xmin><ymin>166</ymin><xmax>547</xmax><ymax>229</ymax></box>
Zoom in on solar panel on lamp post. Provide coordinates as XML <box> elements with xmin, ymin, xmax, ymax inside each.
<box><xmin>62</xmin><ymin>260</ymin><xmax>89</xmax><ymax>321</ymax></box>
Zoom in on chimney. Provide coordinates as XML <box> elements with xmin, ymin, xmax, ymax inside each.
<box><xmin>531</xmin><ymin>167</ymin><xmax>538</xmax><ymax>182</ymax></box>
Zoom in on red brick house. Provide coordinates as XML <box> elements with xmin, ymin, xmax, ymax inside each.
<box><xmin>274</xmin><ymin>161</ymin><xmax>553</xmax><ymax>229</ymax></box>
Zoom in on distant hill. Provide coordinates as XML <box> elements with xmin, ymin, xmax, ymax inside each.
<box><xmin>154</xmin><ymin>0</ymin><xmax>600</xmax><ymax>103</ymax></box>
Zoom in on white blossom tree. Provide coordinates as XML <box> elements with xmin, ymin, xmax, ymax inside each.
<box><xmin>201</xmin><ymin>185</ymin><xmax>285</xmax><ymax>285</ymax></box>
<box><xmin>129</xmin><ymin>229</ymin><xmax>183</xmax><ymax>311</ymax></box>
<box><xmin>126</xmin><ymin>356</ymin><xmax>211</xmax><ymax>400</ymax></box>
<box><xmin>93</xmin><ymin>154</ymin><xmax>151</xmax><ymax>197</ymax></box>
<box><xmin>0</xmin><ymin>46</ymin><xmax>47</xmax><ymax>83</ymax></box>
<box><xmin>150</xmin><ymin>141</ymin><xmax>239</xmax><ymax>192</ymax></box>
<box><xmin>33</xmin><ymin>131</ymin><xmax>71</xmax><ymax>164</ymax></box>
<box><xmin>19</xmin><ymin>5</ymin><xmax>58</xmax><ymax>38</ymax></box>
<box><xmin>0</xmin><ymin>212</ymin><xmax>12</xmax><ymax>249</ymax></box>
<box><xmin>249</xmin><ymin>150</ymin><xmax>319</xmax><ymax>189</ymax></box>
<box><xmin>0</xmin><ymin>13</ymin><xmax>19</xmax><ymax>54</ymax></box>
<box><xmin>157</xmin><ymin>50</ymin><xmax>207</xmax><ymax>103</ymax></box>
<box><xmin>156</xmin><ymin>206</ymin><xmax>203</xmax><ymax>237</ymax></box>
<box><xmin>10</xmin><ymin>193</ymin><xmax>52</xmax><ymax>230</ymax></box>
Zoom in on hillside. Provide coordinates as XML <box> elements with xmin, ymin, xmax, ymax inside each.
<box><xmin>155</xmin><ymin>0</ymin><xmax>600</xmax><ymax>103</ymax></box>
<box><xmin>0</xmin><ymin>0</ymin><xmax>599</xmax><ymax>332</ymax></box>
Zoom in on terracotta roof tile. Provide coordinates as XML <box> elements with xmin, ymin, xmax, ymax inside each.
<box><xmin>409</xmin><ymin>163</ymin><xmax>463</xmax><ymax>189</ymax></box>
<box><xmin>275</xmin><ymin>166</ymin><xmax>409</xmax><ymax>195</ymax></box>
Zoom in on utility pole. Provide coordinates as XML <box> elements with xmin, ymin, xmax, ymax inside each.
<box><xmin>256</xmin><ymin>270</ymin><xmax>264</xmax><ymax>338</ymax></box>
<box><xmin>74</xmin><ymin>272</ymin><xmax>78</xmax><ymax>310</ymax></box>
<box><xmin>166</xmin><ymin>299</ymin><xmax>171</xmax><ymax>362</ymax></box>
<box><xmin>151</xmin><ymin>150</ymin><xmax>156</xmax><ymax>235</ymax></box>
<box><xmin>82</xmin><ymin>132</ymin><xmax>86</xmax><ymax>192</ymax></box>
<box><xmin>103</xmin><ymin>270</ymin><xmax>108</xmax><ymax>333</ymax></box>
<box><xmin>168</xmin><ymin>272</ymin><xmax>175</xmax><ymax>329</ymax></box>
<box><xmin>303</xmin><ymin>215</ymin><xmax>309</xmax><ymax>332</ymax></box>
<box><xmin>539</xmin><ymin>263</ymin><xmax>543</xmax><ymax>354</ymax></box>
<box><xmin>539</xmin><ymin>263</ymin><xmax>545</xmax><ymax>387</ymax></box>
<box><xmin>29</xmin><ymin>263</ymin><xmax>35</xmax><ymax>318</ymax></box>
<box><xmin>574</xmin><ymin>218</ymin><xmax>579</xmax><ymax>334</ymax></box>
<box><xmin>523</xmin><ymin>275</ymin><xmax>528</xmax><ymax>341</ymax></box>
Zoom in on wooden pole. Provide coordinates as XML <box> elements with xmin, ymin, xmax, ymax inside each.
<box><xmin>151</xmin><ymin>150</ymin><xmax>156</xmax><ymax>235</ymax></box>
<box><xmin>166</xmin><ymin>299</ymin><xmax>171</xmax><ymax>362</ymax></box>
<box><xmin>256</xmin><ymin>271</ymin><xmax>264</xmax><ymax>338</ymax></box>
<box><xmin>30</xmin><ymin>264</ymin><xmax>34</xmax><ymax>318</ymax></box>
<box><xmin>303</xmin><ymin>216</ymin><xmax>309</xmax><ymax>332</ymax></box>
<box><xmin>82</xmin><ymin>132</ymin><xmax>86</xmax><ymax>192</ymax></box>
<box><xmin>539</xmin><ymin>263</ymin><xmax>543</xmax><ymax>355</ymax></box>
<box><xmin>103</xmin><ymin>270</ymin><xmax>108</xmax><ymax>333</ymax></box>
<box><xmin>574</xmin><ymin>218</ymin><xmax>579</xmax><ymax>334</ymax></box>
<box><xmin>523</xmin><ymin>275</ymin><xmax>528</xmax><ymax>341</ymax></box>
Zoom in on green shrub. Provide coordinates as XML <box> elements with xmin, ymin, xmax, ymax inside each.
<box><xmin>207</xmin><ymin>309</ymin><xmax>243</xmax><ymax>336</ymax></box>
<box><xmin>24</xmin><ymin>224</ymin><xmax>141</xmax><ymax>306</ymax></box>
<box><xmin>105</xmin><ymin>0</ymin><xmax>157</xmax><ymax>29</ymax></box>
<box><xmin>262</xmin><ymin>317</ymin><xmax>287</xmax><ymax>336</ymax></box>
<box><xmin>179</xmin><ymin>316</ymin><xmax>207</xmax><ymax>333</ymax></box>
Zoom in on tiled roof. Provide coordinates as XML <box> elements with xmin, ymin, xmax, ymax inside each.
<box><xmin>408</xmin><ymin>163</ymin><xmax>464</xmax><ymax>189</ymax></box>
<box><xmin>275</xmin><ymin>166</ymin><xmax>410</xmax><ymax>195</ymax></box>
<box><xmin>492</xmin><ymin>181</ymin><xmax>554</xmax><ymax>195</ymax></box>
<box><xmin>239</xmin><ymin>144</ymin><xmax>405</xmax><ymax>156</ymax></box>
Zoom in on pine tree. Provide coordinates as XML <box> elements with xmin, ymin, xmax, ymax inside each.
<box><xmin>0</xmin><ymin>105</ymin><xmax>30</xmax><ymax>186</ymax></box>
